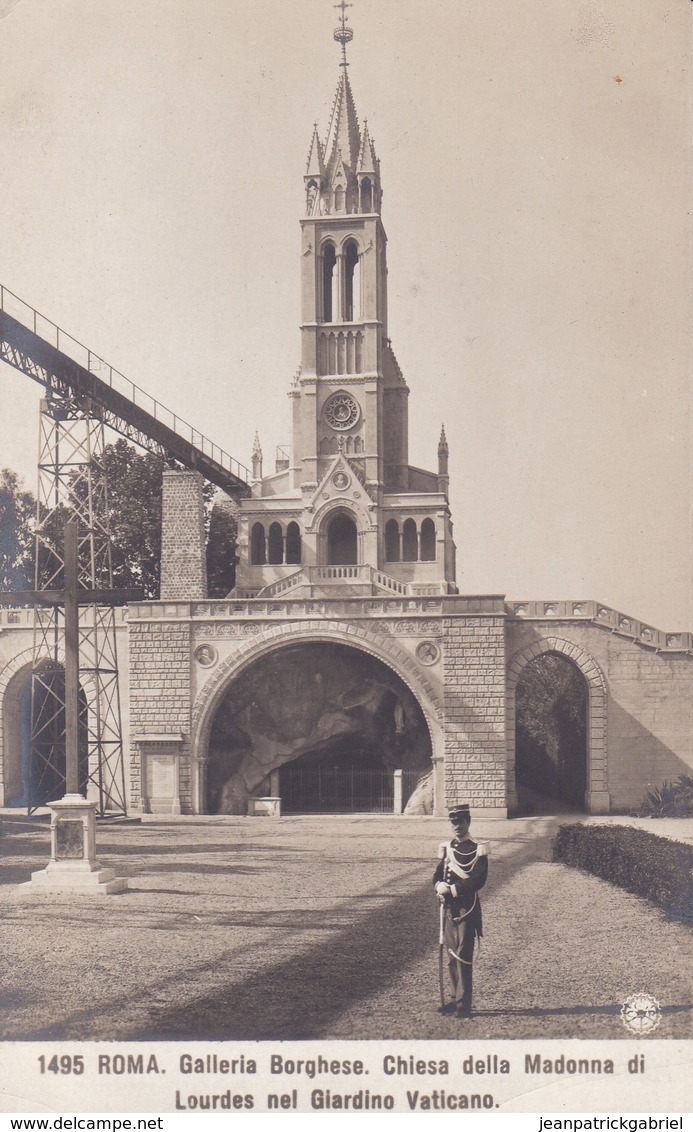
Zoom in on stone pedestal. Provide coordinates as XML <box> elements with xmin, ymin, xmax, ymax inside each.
<box><xmin>24</xmin><ymin>795</ymin><xmax>128</xmax><ymax>895</ymax></box>
<box><xmin>393</xmin><ymin>769</ymin><xmax>403</xmax><ymax>814</ymax></box>
<box><xmin>248</xmin><ymin>796</ymin><xmax>281</xmax><ymax>817</ymax></box>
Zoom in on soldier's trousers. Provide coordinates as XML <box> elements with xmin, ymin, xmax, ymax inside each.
<box><xmin>443</xmin><ymin>907</ymin><xmax>475</xmax><ymax>1012</ymax></box>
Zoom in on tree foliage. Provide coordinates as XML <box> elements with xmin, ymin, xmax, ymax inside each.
<box><xmin>92</xmin><ymin>440</ymin><xmax>170</xmax><ymax>597</ymax></box>
<box><xmin>0</xmin><ymin>468</ymin><xmax>35</xmax><ymax>590</ymax></box>
<box><xmin>91</xmin><ymin>440</ymin><xmax>235</xmax><ymax>599</ymax></box>
<box><xmin>206</xmin><ymin>492</ymin><xmax>239</xmax><ymax>598</ymax></box>
<box><xmin>1</xmin><ymin>441</ymin><xmax>238</xmax><ymax>600</ymax></box>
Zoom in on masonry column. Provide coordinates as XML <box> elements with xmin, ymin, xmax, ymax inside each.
<box><xmin>443</xmin><ymin>599</ymin><xmax>507</xmax><ymax>815</ymax></box>
<box><xmin>160</xmin><ymin>470</ymin><xmax>207</xmax><ymax>601</ymax></box>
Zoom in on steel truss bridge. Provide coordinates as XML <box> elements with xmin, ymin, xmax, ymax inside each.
<box><xmin>0</xmin><ymin>284</ymin><xmax>250</xmax><ymax>814</ymax></box>
<box><xmin>0</xmin><ymin>285</ymin><xmax>251</xmax><ymax>495</ymax></box>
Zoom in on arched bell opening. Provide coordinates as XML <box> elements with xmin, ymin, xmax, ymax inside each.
<box><xmin>344</xmin><ymin>239</ymin><xmax>361</xmax><ymax>322</ymax></box>
<box><xmin>322</xmin><ymin>241</ymin><xmax>337</xmax><ymax>321</ymax></box>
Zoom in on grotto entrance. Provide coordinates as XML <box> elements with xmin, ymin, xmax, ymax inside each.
<box><xmin>515</xmin><ymin>651</ymin><xmax>588</xmax><ymax>814</ymax></box>
<box><xmin>206</xmin><ymin>642</ymin><xmax>433</xmax><ymax>814</ymax></box>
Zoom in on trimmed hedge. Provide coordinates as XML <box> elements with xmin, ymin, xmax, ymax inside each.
<box><xmin>551</xmin><ymin>823</ymin><xmax>693</xmax><ymax>920</ymax></box>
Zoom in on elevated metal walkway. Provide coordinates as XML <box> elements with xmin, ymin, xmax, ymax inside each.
<box><xmin>0</xmin><ymin>285</ymin><xmax>250</xmax><ymax>496</ymax></box>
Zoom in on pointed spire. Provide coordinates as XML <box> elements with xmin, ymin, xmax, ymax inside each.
<box><xmin>324</xmin><ymin>68</ymin><xmax>361</xmax><ymax>177</ymax></box>
<box><xmin>305</xmin><ymin>4</ymin><xmax>382</xmax><ymax>216</ymax></box>
<box><xmin>357</xmin><ymin>119</ymin><xmax>377</xmax><ymax>175</ymax></box>
<box><xmin>438</xmin><ymin>424</ymin><xmax>449</xmax><ymax>456</ymax></box>
<box><xmin>306</xmin><ymin>122</ymin><xmax>325</xmax><ymax>178</ymax></box>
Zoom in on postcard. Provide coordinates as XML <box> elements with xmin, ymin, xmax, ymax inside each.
<box><xmin>0</xmin><ymin>0</ymin><xmax>691</xmax><ymax>1120</ymax></box>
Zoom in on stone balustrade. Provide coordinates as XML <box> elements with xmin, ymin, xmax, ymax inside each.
<box><xmin>127</xmin><ymin>593</ymin><xmax>507</xmax><ymax>622</ymax></box>
<box><xmin>506</xmin><ymin>599</ymin><xmax>692</xmax><ymax>653</ymax></box>
<box><xmin>0</xmin><ymin>606</ymin><xmax>127</xmax><ymax>627</ymax></box>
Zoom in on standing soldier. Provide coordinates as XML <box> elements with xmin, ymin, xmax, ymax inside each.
<box><xmin>434</xmin><ymin>804</ymin><xmax>488</xmax><ymax>1018</ymax></box>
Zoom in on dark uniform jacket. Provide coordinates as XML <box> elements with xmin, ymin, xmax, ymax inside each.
<box><xmin>433</xmin><ymin>837</ymin><xmax>488</xmax><ymax>936</ymax></box>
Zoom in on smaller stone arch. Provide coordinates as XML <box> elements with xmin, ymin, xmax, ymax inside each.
<box><xmin>0</xmin><ymin>660</ymin><xmax>33</xmax><ymax>805</ymax></box>
<box><xmin>0</xmin><ymin>646</ymin><xmax>99</xmax><ymax>806</ymax></box>
<box><xmin>506</xmin><ymin>636</ymin><xmax>609</xmax><ymax>814</ymax></box>
<box><xmin>267</xmin><ymin>521</ymin><xmax>284</xmax><ymax>565</ymax></box>
<box><xmin>326</xmin><ymin>511</ymin><xmax>358</xmax><ymax>565</ymax></box>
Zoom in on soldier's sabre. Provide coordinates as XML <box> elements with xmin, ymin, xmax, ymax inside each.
<box><xmin>438</xmin><ymin>900</ymin><xmax>446</xmax><ymax>1009</ymax></box>
<box><xmin>437</xmin><ymin>840</ymin><xmax>447</xmax><ymax>1009</ymax></box>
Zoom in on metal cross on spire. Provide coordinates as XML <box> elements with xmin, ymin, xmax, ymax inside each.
<box><xmin>333</xmin><ymin>0</ymin><xmax>354</xmax><ymax>66</ymax></box>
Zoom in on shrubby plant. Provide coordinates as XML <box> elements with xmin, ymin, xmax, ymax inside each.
<box><xmin>639</xmin><ymin>775</ymin><xmax>693</xmax><ymax>819</ymax></box>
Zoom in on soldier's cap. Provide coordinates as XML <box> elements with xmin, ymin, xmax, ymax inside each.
<box><xmin>448</xmin><ymin>804</ymin><xmax>471</xmax><ymax>824</ymax></box>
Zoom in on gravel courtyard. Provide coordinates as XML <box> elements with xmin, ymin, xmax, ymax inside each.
<box><xmin>1</xmin><ymin>813</ymin><xmax>691</xmax><ymax>1041</ymax></box>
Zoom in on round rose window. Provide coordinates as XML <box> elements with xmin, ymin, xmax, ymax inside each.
<box><xmin>324</xmin><ymin>392</ymin><xmax>360</xmax><ymax>431</ymax></box>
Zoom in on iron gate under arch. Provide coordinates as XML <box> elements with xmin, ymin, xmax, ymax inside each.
<box><xmin>278</xmin><ymin>766</ymin><xmax>423</xmax><ymax>814</ymax></box>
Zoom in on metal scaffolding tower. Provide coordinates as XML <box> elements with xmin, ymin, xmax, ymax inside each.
<box><xmin>29</xmin><ymin>393</ymin><xmax>128</xmax><ymax>815</ymax></box>
<box><xmin>0</xmin><ymin>282</ymin><xmax>250</xmax><ymax>814</ymax></box>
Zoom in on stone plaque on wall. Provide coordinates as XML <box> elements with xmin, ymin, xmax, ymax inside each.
<box><xmin>146</xmin><ymin>754</ymin><xmax>175</xmax><ymax>799</ymax></box>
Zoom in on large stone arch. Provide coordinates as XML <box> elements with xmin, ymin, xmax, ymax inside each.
<box><xmin>191</xmin><ymin>621</ymin><xmax>445</xmax><ymax>814</ymax></box>
<box><xmin>0</xmin><ymin>646</ymin><xmax>100</xmax><ymax>806</ymax></box>
<box><xmin>506</xmin><ymin>636</ymin><xmax>609</xmax><ymax>814</ymax></box>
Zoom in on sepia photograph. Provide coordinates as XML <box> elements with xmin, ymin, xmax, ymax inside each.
<box><xmin>0</xmin><ymin>0</ymin><xmax>691</xmax><ymax>1115</ymax></box>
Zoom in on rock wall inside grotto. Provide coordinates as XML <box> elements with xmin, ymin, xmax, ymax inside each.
<box><xmin>206</xmin><ymin>643</ymin><xmax>432</xmax><ymax>814</ymax></box>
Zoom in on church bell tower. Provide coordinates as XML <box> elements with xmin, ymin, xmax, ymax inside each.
<box><xmin>293</xmin><ymin>8</ymin><xmax>409</xmax><ymax>498</ymax></box>
<box><xmin>233</xmin><ymin>6</ymin><xmax>457</xmax><ymax>598</ymax></box>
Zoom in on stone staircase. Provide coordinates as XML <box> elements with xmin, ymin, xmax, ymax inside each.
<box><xmin>251</xmin><ymin>565</ymin><xmax>450</xmax><ymax>600</ymax></box>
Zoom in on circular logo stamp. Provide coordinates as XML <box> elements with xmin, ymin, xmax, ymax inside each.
<box><xmin>620</xmin><ymin>993</ymin><xmax>661</xmax><ymax>1035</ymax></box>
<box><xmin>194</xmin><ymin>644</ymin><xmax>217</xmax><ymax>668</ymax></box>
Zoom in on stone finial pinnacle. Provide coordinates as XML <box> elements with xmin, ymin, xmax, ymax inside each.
<box><xmin>333</xmin><ymin>0</ymin><xmax>353</xmax><ymax>67</ymax></box>
<box><xmin>438</xmin><ymin>424</ymin><xmax>449</xmax><ymax>488</ymax></box>
<box><xmin>252</xmin><ymin>431</ymin><xmax>263</xmax><ymax>481</ymax></box>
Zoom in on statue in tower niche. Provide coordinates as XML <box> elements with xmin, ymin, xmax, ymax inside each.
<box><xmin>230</xmin><ymin>7</ymin><xmax>457</xmax><ymax>602</ymax></box>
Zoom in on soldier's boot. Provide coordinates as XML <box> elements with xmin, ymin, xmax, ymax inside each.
<box><xmin>456</xmin><ymin>969</ymin><xmax>473</xmax><ymax>1018</ymax></box>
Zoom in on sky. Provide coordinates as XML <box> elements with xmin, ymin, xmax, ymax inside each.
<box><xmin>0</xmin><ymin>0</ymin><xmax>690</xmax><ymax>629</ymax></box>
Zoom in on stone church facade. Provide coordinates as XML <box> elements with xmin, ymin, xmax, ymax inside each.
<box><xmin>0</xmin><ymin>37</ymin><xmax>691</xmax><ymax>819</ymax></box>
